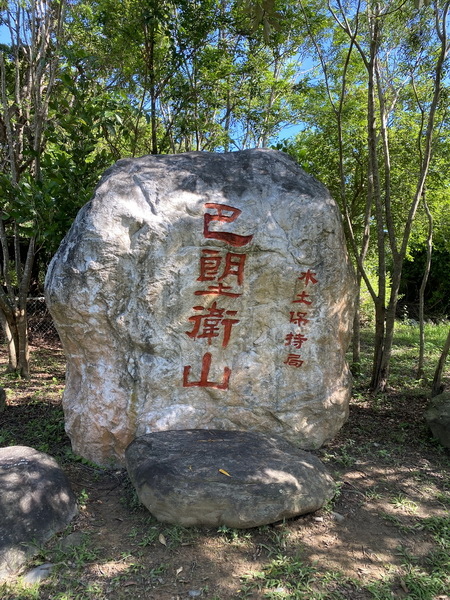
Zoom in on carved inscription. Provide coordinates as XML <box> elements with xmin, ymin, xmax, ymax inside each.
<box><xmin>183</xmin><ymin>205</ymin><xmax>321</xmax><ymax>383</ymax></box>
<box><xmin>183</xmin><ymin>204</ymin><xmax>252</xmax><ymax>389</ymax></box>
<box><xmin>284</xmin><ymin>269</ymin><xmax>318</xmax><ymax>368</ymax></box>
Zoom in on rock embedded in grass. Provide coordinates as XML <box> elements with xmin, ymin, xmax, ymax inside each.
<box><xmin>125</xmin><ymin>429</ymin><xmax>335</xmax><ymax>528</ymax></box>
<box><xmin>425</xmin><ymin>391</ymin><xmax>450</xmax><ymax>448</ymax></box>
<box><xmin>0</xmin><ymin>446</ymin><xmax>78</xmax><ymax>580</ymax></box>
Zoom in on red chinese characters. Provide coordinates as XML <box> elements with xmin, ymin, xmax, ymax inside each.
<box><xmin>183</xmin><ymin>352</ymin><xmax>231</xmax><ymax>390</ymax></box>
<box><xmin>292</xmin><ymin>290</ymin><xmax>312</xmax><ymax>305</ymax></box>
<box><xmin>284</xmin><ymin>354</ymin><xmax>304</xmax><ymax>367</ymax></box>
<box><xmin>284</xmin><ymin>333</ymin><xmax>308</xmax><ymax>348</ymax></box>
<box><xmin>283</xmin><ymin>269</ymin><xmax>319</xmax><ymax>368</ymax></box>
<box><xmin>195</xmin><ymin>249</ymin><xmax>247</xmax><ymax>297</ymax></box>
<box><xmin>183</xmin><ymin>203</ymin><xmax>252</xmax><ymax>389</ymax></box>
<box><xmin>185</xmin><ymin>302</ymin><xmax>239</xmax><ymax>348</ymax></box>
<box><xmin>298</xmin><ymin>268</ymin><xmax>318</xmax><ymax>286</ymax></box>
<box><xmin>203</xmin><ymin>203</ymin><xmax>254</xmax><ymax>247</ymax></box>
<box><xmin>289</xmin><ymin>311</ymin><xmax>309</xmax><ymax>326</ymax></box>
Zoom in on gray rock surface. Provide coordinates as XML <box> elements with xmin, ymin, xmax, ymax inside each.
<box><xmin>0</xmin><ymin>446</ymin><xmax>77</xmax><ymax>580</ymax></box>
<box><xmin>425</xmin><ymin>392</ymin><xmax>450</xmax><ymax>448</ymax></box>
<box><xmin>21</xmin><ymin>563</ymin><xmax>55</xmax><ymax>585</ymax></box>
<box><xmin>125</xmin><ymin>429</ymin><xmax>335</xmax><ymax>528</ymax></box>
<box><xmin>46</xmin><ymin>149</ymin><xmax>356</xmax><ymax>466</ymax></box>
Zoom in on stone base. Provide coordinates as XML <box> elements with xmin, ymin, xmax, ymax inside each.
<box><xmin>125</xmin><ymin>429</ymin><xmax>335</xmax><ymax>528</ymax></box>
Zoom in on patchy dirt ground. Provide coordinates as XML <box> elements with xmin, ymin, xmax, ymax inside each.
<box><xmin>0</xmin><ymin>343</ymin><xmax>449</xmax><ymax>599</ymax></box>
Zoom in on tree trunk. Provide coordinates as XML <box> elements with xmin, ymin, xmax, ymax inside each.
<box><xmin>351</xmin><ymin>276</ymin><xmax>362</xmax><ymax>376</ymax></box>
<box><xmin>369</xmin><ymin>3</ymin><xmax>449</xmax><ymax>392</ymax></box>
<box><xmin>0</xmin><ymin>309</ymin><xmax>18</xmax><ymax>372</ymax></box>
<box><xmin>417</xmin><ymin>192</ymin><xmax>433</xmax><ymax>379</ymax></box>
<box><xmin>366</xmin><ymin>16</ymin><xmax>387</xmax><ymax>391</ymax></box>
<box><xmin>16</xmin><ymin>237</ymin><xmax>35</xmax><ymax>378</ymax></box>
<box><xmin>371</xmin><ymin>298</ymin><xmax>386</xmax><ymax>390</ymax></box>
<box><xmin>0</xmin><ymin>237</ymin><xmax>34</xmax><ymax>377</ymax></box>
<box><xmin>148</xmin><ymin>23</ymin><xmax>158</xmax><ymax>156</ymax></box>
<box><xmin>376</xmin><ymin>289</ymin><xmax>399</xmax><ymax>391</ymax></box>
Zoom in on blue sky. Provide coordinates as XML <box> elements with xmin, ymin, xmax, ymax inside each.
<box><xmin>0</xmin><ymin>24</ymin><xmax>7</xmax><ymax>44</ymax></box>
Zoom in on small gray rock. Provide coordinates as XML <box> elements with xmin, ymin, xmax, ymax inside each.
<box><xmin>125</xmin><ymin>429</ymin><xmax>335</xmax><ymax>529</ymax></box>
<box><xmin>0</xmin><ymin>446</ymin><xmax>78</xmax><ymax>580</ymax></box>
<box><xmin>331</xmin><ymin>511</ymin><xmax>345</xmax><ymax>523</ymax></box>
<box><xmin>59</xmin><ymin>531</ymin><xmax>85</xmax><ymax>551</ymax></box>
<box><xmin>425</xmin><ymin>392</ymin><xmax>450</xmax><ymax>448</ymax></box>
<box><xmin>21</xmin><ymin>563</ymin><xmax>54</xmax><ymax>584</ymax></box>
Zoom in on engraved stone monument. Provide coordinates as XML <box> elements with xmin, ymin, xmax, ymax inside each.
<box><xmin>45</xmin><ymin>149</ymin><xmax>356</xmax><ymax>466</ymax></box>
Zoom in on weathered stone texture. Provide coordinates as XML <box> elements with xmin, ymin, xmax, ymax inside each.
<box><xmin>125</xmin><ymin>429</ymin><xmax>335</xmax><ymax>528</ymax></box>
<box><xmin>45</xmin><ymin>149</ymin><xmax>356</xmax><ymax>466</ymax></box>
<box><xmin>0</xmin><ymin>446</ymin><xmax>77</xmax><ymax>580</ymax></box>
<box><xmin>425</xmin><ymin>392</ymin><xmax>450</xmax><ymax>448</ymax></box>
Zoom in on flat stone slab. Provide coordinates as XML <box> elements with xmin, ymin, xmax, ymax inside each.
<box><xmin>125</xmin><ymin>429</ymin><xmax>335</xmax><ymax>528</ymax></box>
<box><xmin>0</xmin><ymin>446</ymin><xmax>77</xmax><ymax>580</ymax></box>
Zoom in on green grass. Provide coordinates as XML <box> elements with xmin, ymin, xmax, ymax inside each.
<box><xmin>357</xmin><ymin>320</ymin><xmax>450</xmax><ymax>389</ymax></box>
<box><xmin>390</xmin><ymin>493</ymin><xmax>419</xmax><ymax>513</ymax></box>
<box><xmin>238</xmin><ymin>539</ymin><xmax>450</xmax><ymax>600</ymax></box>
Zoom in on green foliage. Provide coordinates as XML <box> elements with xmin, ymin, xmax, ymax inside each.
<box><xmin>36</xmin><ymin>81</ymin><xmax>130</xmax><ymax>255</ymax></box>
<box><xmin>0</xmin><ymin>1</ymin><xmax>311</xmax><ymax>274</ymax></box>
<box><xmin>359</xmin><ymin>269</ymin><xmax>393</xmax><ymax>326</ymax></box>
<box><xmin>66</xmin><ymin>0</ymin><xmax>307</xmax><ymax>155</ymax></box>
<box><xmin>401</xmin><ymin>248</ymin><xmax>450</xmax><ymax>319</ymax></box>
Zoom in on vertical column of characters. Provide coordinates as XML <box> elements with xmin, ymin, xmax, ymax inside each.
<box><xmin>284</xmin><ymin>269</ymin><xmax>318</xmax><ymax>368</ymax></box>
<box><xmin>183</xmin><ymin>204</ymin><xmax>253</xmax><ymax>390</ymax></box>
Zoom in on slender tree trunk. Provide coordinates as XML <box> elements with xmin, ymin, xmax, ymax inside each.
<box><xmin>417</xmin><ymin>192</ymin><xmax>433</xmax><ymax>379</ymax></box>
<box><xmin>371</xmin><ymin>299</ymin><xmax>386</xmax><ymax>389</ymax></box>
<box><xmin>352</xmin><ymin>283</ymin><xmax>362</xmax><ymax>376</ymax></box>
<box><xmin>16</xmin><ymin>237</ymin><xmax>35</xmax><ymax>378</ymax></box>
<box><xmin>142</xmin><ymin>14</ymin><xmax>158</xmax><ymax>156</ymax></box>
<box><xmin>0</xmin><ymin>309</ymin><xmax>18</xmax><ymax>372</ymax></box>
<box><xmin>16</xmin><ymin>309</ymin><xmax>30</xmax><ymax>378</ymax></box>
<box><xmin>149</xmin><ymin>27</ymin><xmax>158</xmax><ymax>156</ymax></box>
<box><xmin>377</xmin><ymin>289</ymin><xmax>398</xmax><ymax>391</ymax></box>
<box><xmin>366</xmin><ymin>16</ymin><xmax>387</xmax><ymax>391</ymax></box>
<box><xmin>132</xmin><ymin>86</ymin><xmax>147</xmax><ymax>158</ymax></box>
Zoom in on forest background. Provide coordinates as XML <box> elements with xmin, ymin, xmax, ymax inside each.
<box><xmin>0</xmin><ymin>0</ymin><xmax>450</xmax><ymax>393</ymax></box>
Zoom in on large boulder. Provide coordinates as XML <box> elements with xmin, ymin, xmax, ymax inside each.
<box><xmin>45</xmin><ymin>149</ymin><xmax>356</xmax><ymax>466</ymax></box>
<box><xmin>0</xmin><ymin>446</ymin><xmax>77</xmax><ymax>580</ymax></box>
<box><xmin>425</xmin><ymin>392</ymin><xmax>450</xmax><ymax>448</ymax></box>
<box><xmin>125</xmin><ymin>429</ymin><xmax>335</xmax><ymax>528</ymax></box>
